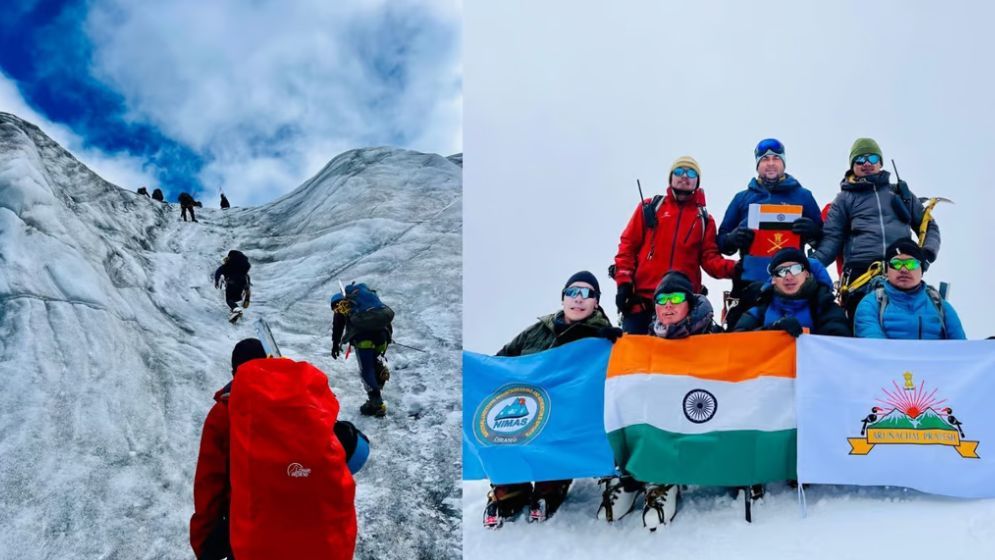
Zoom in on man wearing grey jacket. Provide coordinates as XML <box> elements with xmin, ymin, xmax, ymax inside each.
<box><xmin>811</xmin><ymin>138</ymin><xmax>940</xmax><ymax>321</ymax></box>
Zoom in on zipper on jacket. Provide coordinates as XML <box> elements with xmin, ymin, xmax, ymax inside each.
<box><xmin>668</xmin><ymin>205</ymin><xmax>685</xmax><ymax>270</ymax></box>
<box><xmin>873</xmin><ymin>186</ymin><xmax>887</xmax><ymax>257</ymax></box>
<box><xmin>683</xmin><ymin>209</ymin><xmax>699</xmax><ymax>245</ymax></box>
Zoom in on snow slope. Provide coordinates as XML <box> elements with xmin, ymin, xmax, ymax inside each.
<box><xmin>0</xmin><ymin>112</ymin><xmax>462</xmax><ymax>559</ymax></box>
<box><xmin>464</xmin><ymin>472</ymin><xmax>995</xmax><ymax>558</ymax></box>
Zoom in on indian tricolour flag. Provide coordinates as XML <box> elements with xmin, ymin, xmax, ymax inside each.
<box><xmin>604</xmin><ymin>332</ymin><xmax>797</xmax><ymax>485</ymax></box>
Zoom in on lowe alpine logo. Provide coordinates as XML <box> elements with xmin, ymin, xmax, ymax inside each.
<box><xmin>473</xmin><ymin>384</ymin><xmax>551</xmax><ymax>445</ymax></box>
<box><xmin>287</xmin><ymin>463</ymin><xmax>312</xmax><ymax>478</ymax></box>
<box><xmin>848</xmin><ymin>372</ymin><xmax>979</xmax><ymax>458</ymax></box>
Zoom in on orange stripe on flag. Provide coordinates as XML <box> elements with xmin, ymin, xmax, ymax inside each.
<box><xmin>757</xmin><ymin>204</ymin><xmax>803</xmax><ymax>215</ymax></box>
<box><xmin>606</xmin><ymin>332</ymin><xmax>795</xmax><ymax>381</ymax></box>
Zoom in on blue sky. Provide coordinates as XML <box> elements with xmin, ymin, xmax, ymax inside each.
<box><xmin>0</xmin><ymin>0</ymin><xmax>461</xmax><ymax>205</ymax></box>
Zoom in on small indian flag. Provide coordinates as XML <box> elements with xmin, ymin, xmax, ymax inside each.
<box><xmin>604</xmin><ymin>332</ymin><xmax>797</xmax><ymax>485</ymax></box>
<box><xmin>747</xmin><ymin>203</ymin><xmax>803</xmax><ymax>230</ymax></box>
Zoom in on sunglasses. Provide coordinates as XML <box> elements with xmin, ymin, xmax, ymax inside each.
<box><xmin>772</xmin><ymin>263</ymin><xmax>806</xmax><ymax>278</ymax></box>
<box><xmin>672</xmin><ymin>167</ymin><xmax>699</xmax><ymax>179</ymax></box>
<box><xmin>888</xmin><ymin>257</ymin><xmax>921</xmax><ymax>271</ymax></box>
<box><xmin>563</xmin><ymin>286</ymin><xmax>598</xmax><ymax>300</ymax></box>
<box><xmin>853</xmin><ymin>153</ymin><xmax>882</xmax><ymax>166</ymax></box>
<box><xmin>754</xmin><ymin>138</ymin><xmax>785</xmax><ymax>158</ymax></box>
<box><xmin>655</xmin><ymin>292</ymin><xmax>688</xmax><ymax>305</ymax></box>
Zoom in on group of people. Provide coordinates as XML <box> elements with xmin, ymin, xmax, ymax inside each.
<box><xmin>192</xmin><ymin>253</ymin><xmax>396</xmax><ymax>557</ymax></box>
<box><xmin>483</xmin><ymin>137</ymin><xmax>968</xmax><ymax>531</ymax></box>
<box><xmin>135</xmin><ymin>186</ymin><xmax>232</xmax><ymax>222</ymax></box>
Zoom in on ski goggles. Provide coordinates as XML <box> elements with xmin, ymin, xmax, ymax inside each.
<box><xmin>672</xmin><ymin>167</ymin><xmax>698</xmax><ymax>179</ymax></box>
<box><xmin>754</xmin><ymin>138</ymin><xmax>785</xmax><ymax>159</ymax></box>
<box><xmin>772</xmin><ymin>263</ymin><xmax>806</xmax><ymax>278</ymax></box>
<box><xmin>888</xmin><ymin>257</ymin><xmax>921</xmax><ymax>271</ymax></box>
<box><xmin>853</xmin><ymin>153</ymin><xmax>882</xmax><ymax>166</ymax></box>
<box><xmin>654</xmin><ymin>292</ymin><xmax>688</xmax><ymax>305</ymax></box>
<box><xmin>562</xmin><ymin>286</ymin><xmax>599</xmax><ymax>300</ymax></box>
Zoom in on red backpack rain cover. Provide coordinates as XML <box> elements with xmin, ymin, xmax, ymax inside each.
<box><xmin>229</xmin><ymin>358</ymin><xmax>357</xmax><ymax>559</ymax></box>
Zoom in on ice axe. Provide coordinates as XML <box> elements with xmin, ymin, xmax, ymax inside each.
<box><xmin>917</xmin><ymin>196</ymin><xmax>953</xmax><ymax>247</ymax></box>
<box><xmin>337</xmin><ymin>279</ymin><xmax>352</xmax><ymax>360</ymax></box>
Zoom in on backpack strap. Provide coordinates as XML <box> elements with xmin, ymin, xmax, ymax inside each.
<box><xmin>875</xmin><ymin>285</ymin><xmax>888</xmax><ymax>328</ymax></box>
<box><xmin>924</xmin><ymin>284</ymin><xmax>947</xmax><ymax>338</ymax></box>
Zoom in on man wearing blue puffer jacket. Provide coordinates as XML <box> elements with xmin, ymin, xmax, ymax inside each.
<box><xmin>854</xmin><ymin>239</ymin><xmax>965</xmax><ymax>340</ymax></box>
<box><xmin>731</xmin><ymin>248</ymin><xmax>850</xmax><ymax>337</ymax></box>
<box><xmin>717</xmin><ymin>138</ymin><xmax>823</xmax><ymax>294</ymax></box>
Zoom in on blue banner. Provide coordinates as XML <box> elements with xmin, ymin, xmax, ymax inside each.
<box><xmin>462</xmin><ymin>338</ymin><xmax>617</xmax><ymax>484</ymax></box>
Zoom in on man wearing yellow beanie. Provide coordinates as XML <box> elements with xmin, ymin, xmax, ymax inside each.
<box><xmin>812</xmin><ymin>137</ymin><xmax>941</xmax><ymax>323</ymax></box>
<box><xmin>613</xmin><ymin>155</ymin><xmax>736</xmax><ymax>334</ymax></box>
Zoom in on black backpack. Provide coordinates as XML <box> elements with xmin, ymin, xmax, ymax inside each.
<box><xmin>152</xmin><ymin>188</ymin><xmax>164</xmax><ymax>201</ymax></box>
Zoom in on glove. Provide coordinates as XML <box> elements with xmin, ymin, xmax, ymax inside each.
<box><xmin>331</xmin><ymin>342</ymin><xmax>342</xmax><ymax>359</ymax></box>
<box><xmin>214</xmin><ymin>280</ymin><xmax>220</xmax><ymax>289</ymax></box>
<box><xmin>615</xmin><ymin>283</ymin><xmax>634</xmax><ymax>312</ymax></box>
<box><xmin>791</xmin><ymin>217</ymin><xmax>821</xmax><ymax>242</ymax></box>
<box><xmin>767</xmin><ymin>317</ymin><xmax>803</xmax><ymax>338</ymax></box>
<box><xmin>732</xmin><ymin>227</ymin><xmax>755</xmax><ymax>251</ymax></box>
<box><xmin>596</xmin><ymin>326</ymin><xmax>624</xmax><ymax>343</ymax></box>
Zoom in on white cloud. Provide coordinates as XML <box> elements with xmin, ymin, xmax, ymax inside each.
<box><xmin>84</xmin><ymin>0</ymin><xmax>461</xmax><ymax>205</ymax></box>
<box><xmin>0</xmin><ymin>71</ymin><xmax>159</xmax><ymax>190</ymax></box>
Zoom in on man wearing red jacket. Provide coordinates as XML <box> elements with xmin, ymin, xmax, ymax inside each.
<box><xmin>614</xmin><ymin>156</ymin><xmax>737</xmax><ymax>334</ymax></box>
<box><xmin>191</xmin><ymin>338</ymin><xmax>368</xmax><ymax>560</ymax></box>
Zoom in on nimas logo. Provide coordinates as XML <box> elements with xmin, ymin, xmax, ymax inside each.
<box><xmin>473</xmin><ymin>384</ymin><xmax>551</xmax><ymax>445</ymax></box>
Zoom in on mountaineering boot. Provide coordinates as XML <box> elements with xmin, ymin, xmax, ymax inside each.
<box><xmin>750</xmin><ymin>484</ymin><xmax>765</xmax><ymax>502</ymax></box>
<box><xmin>228</xmin><ymin>306</ymin><xmax>243</xmax><ymax>323</ymax></box>
<box><xmin>359</xmin><ymin>398</ymin><xmax>387</xmax><ymax>418</ymax></box>
<box><xmin>483</xmin><ymin>484</ymin><xmax>531</xmax><ymax>529</ymax></box>
<box><xmin>375</xmin><ymin>357</ymin><xmax>390</xmax><ymax>387</ymax></box>
<box><xmin>483</xmin><ymin>496</ymin><xmax>503</xmax><ymax>529</ymax></box>
<box><xmin>642</xmin><ymin>484</ymin><xmax>680</xmax><ymax>532</ymax></box>
<box><xmin>597</xmin><ymin>476</ymin><xmax>643</xmax><ymax>523</ymax></box>
<box><xmin>529</xmin><ymin>480</ymin><xmax>570</xmax><ymax>523</ymax></box>
<box><xmin>359</xmin><ymin>391</ymin><xmax>386</xmax><ymax>417</ymax></box>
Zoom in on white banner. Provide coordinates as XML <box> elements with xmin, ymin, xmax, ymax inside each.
<box><xmin>797</xmin><ymin>335</ymin><xmax>995</xmax><ymax>498</ymax></box>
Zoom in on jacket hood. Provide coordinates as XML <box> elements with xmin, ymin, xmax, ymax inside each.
<box><xmin>538</xmin><ymin>307</ymin><xmax>613</xmax><ymax>332</ymax></box>
<box><xmin>665</xmin><ymin>186</ymin><xmax>707</xmax><ymax>207</ymax></box>
<box><xmin>841</xmin><ymin>169</ymin><xmax>891</xmax><ymax>192</ymax></box>
<box><xmin>748</xmin><ymin>173</ymin><xmax>801</xmax><ymax>195</ymax></box>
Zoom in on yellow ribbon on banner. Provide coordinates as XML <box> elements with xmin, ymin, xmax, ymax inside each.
<box><xmin>848</xmin><ymin>429</ymin><xmax>980</xmax><ymax>458</ymax></box>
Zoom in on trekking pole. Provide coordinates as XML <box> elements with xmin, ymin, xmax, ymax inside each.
<box><xmin>392</xmin><ymin>341</ymin><xmax>428</xmax><ymax>353</ymax></box>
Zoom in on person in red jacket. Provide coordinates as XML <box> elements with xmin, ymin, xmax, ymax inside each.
<box><xmin>613</xmin><ymin>155</ymin><xmax>737</xmax><ymax>334</ymax></box>
<box><xmin>190</xmin><ymin>338</ymin><xmax>369</xmax><ymax>560</ymax></box>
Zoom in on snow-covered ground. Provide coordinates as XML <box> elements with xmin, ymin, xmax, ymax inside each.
<box><xmin>0</xmin><ymin>112</ymin><xmax>462</xmax><ymax>559</ymax></box>
<box><xmin>463</xmin><ymin>478</ymin><xmax>995</xmax><ymax>559</ymax></box>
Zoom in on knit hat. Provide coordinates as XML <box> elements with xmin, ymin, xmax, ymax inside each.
<box><xmin>767</xmin><ymin>247</ymin><xmax>811</xmax><ymax>276</ymax></box>
<box><xmin>669</xmin><ymin>155</ymin><xmax>702</xmax><ymax>186</ymax></box>
<box><xmin>754</xmin><ymin>138</ymin><xmax>786</xmax><ymax>168</ymax></box>
<box><xmin>563</xmin><ymin>270</ymin><xmax>601</xmax><ymax>300</ymax></box>
<box><xmin>849</xmin><ymin>138</ymin><xmax>883</xmax><ymax>166</ymax></box>
<box><xmin>654</xmin><ymin>270</ymin><xmax>694</xmax><ymax>301</ymax></box>
<box><xmin>885</xmin><ymin>238</ymin><xmax>925</xmax><ymax>263</ymax></box>
<box><xmin>231</xmin><ymin>337</ymin><xmax>267</xmax><ymax>374</ymax></box>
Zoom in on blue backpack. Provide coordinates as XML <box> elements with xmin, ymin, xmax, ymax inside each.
<box><xmin>331</xmin><ymin>283</ymin><xmax>395</xmax><ymax>334</ymax></box>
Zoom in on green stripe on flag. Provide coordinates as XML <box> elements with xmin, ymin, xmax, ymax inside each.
<box><xmin>607</xmin><ymin>424</ymin><xmax>797</xmax><ymax>486</ymax></box>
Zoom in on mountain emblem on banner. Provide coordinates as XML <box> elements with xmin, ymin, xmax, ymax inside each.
<box><xmin>848</xmin><ymin>372</ymin><xmax>980</xmax><ymax>458</ymax></box>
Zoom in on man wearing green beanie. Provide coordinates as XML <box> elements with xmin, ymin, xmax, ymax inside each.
<box><xmin>812</xmin><ymin>137</ymin><xmax>941</xmax><ymax>323</ymax></box>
